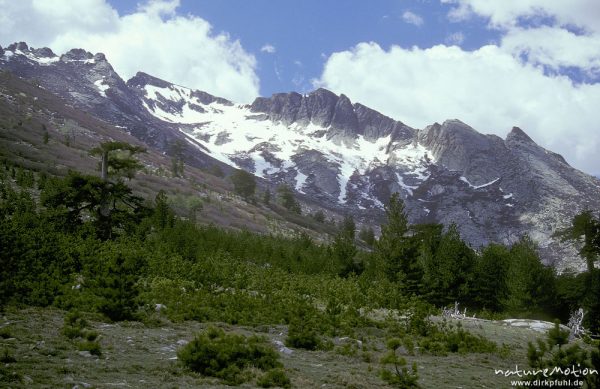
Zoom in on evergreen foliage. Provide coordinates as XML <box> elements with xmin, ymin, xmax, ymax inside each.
<box><xmin>420</xmin><ymin>224</ymin><xmax>476</xmax><ymax>306</ymax></box>
<box><xmin>358</xmin><ymin>226</ymin><xmax>375</xmax><ymax>247</ymax></box>
<box><xmin>262</xmin><ymin>188</ymin><xmax>271</xmax><ymax>205</ymax></box>
<box><xmin>257</xmin><ymin>368</ymin><xmax>292</xmax><ymax>388</ymax></box>
<box><xmin>379</xmin><ymin>337</ymin><xmax>420</xmax><ymax>388</ymax></box>
<box><xmin>277</xmin><ymin>184</ymin><xmax>301</xmax><ymax>214</ymax></box>
<box><xmin>169</xmin><ymin>140</ymin><xmax>186</xmax><ymax>178</ymax></box>
<box><xmin>230</xmin><ymin>169</ymin><xmax>256</xmax><ymax>200</ymax></box>
<box><xmin>90</xmin><ymin>141</ymin><xmax>145</xmax><ymax>181</ymax></box>
<box><xmin>376</xmin><ymin>193</ymin><xmax>412</xmax><ymax>283</ymax></box>
<box><xmin>178</xmin><ymin>327</ymin><xmax>283</xmax><ymax>386</ymax></box>
<box><xmin>503</xmin><ymin>236</ymin><xmax>557</xmax><ymax>315</ymax></box>
<box><xmin>527</xmin><ymin>321</ymin><xmax>597</xmax><ymax>386</ymax></box>
<box><xmin>558</xmin><ymin>211</ymin><xmax>600</xmax><ymax>332</ymax></box>
<box><xmin>313</xmin><ymin>209</ymin><xmax>325</xmax><ymax>223</ymax></box>
<box><xmin>472</xmin><ymin>244</ymin><xmax>510</xmax><ymax>311</ymax></box>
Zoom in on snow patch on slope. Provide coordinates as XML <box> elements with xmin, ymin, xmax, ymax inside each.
<box><xmin>460</xmin><ymin>176</ymin><xmax>500</xmax><ymax>189</ymax></box>
<box><xmin>295</xmin><ymin>171</ymin><xmax>308</xmax><ymax>193</ymax></box>
<box><xmin>141</xmin><ymin>85</ymin><xmax>432</xmax><ymax>205</ymax></box>
<box><xmin>396</xmin><ymin>173</ymin><xmax>418</xmax><ymax>196</ymax></box>
<box><xmin>94</xmin><ymin>79</ymin><xmax>109</xmax><ymax>97</ymax></box>
<box><xmin>3</xmin><ymin>48</ymin><xmax>59</xmax><ymax>65</ymax></box>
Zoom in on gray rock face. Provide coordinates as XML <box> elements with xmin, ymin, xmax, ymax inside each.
<box><xmin>418</xmin><ymin>120</ymin><xmax>509</xmax><ymax>185</ymax></box>
<box><xmin>3</xmin><ymin>41</ymin><xmax>600</xmax><ymax>271</ymax></box>
<box><xmin>250</xmin><ymin>89</ymin><xmax>415</xmax><ymax>145</ymax></box>
<box><xmin>291</xmin><ymin>150</ymin><xmax>341</xmax><ymax>197</ymax></box>
<box><xmin>60</xmin><ymin>48</ymin><xmax>94</xmax><ymax>62</ymax></box>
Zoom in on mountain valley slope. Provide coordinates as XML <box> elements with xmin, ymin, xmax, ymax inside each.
<box><xmin>2</xmin><ymin>42</ymin><xmax>599</xmax><ymax>271</ymax></box>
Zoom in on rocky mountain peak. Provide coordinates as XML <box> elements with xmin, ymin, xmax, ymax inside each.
<box><xmin>330</xmin><ymin>93</ymin><xmax>358</xmax><ymax>136</ymax></box>
<box><xmin>127</xmin><ymin>71</ymin><xmax>172</xmax><ymax>89</ymax></box>
<box><xmin>127</xmin><ymin>71</ymin><xmax>232</xmax><ymax>112</ymax></box>
<box><xmin>60</xmin><ymin>48</ymin><xmax>94</xmax><ymax>62</ymax></box>
<box><xmin>7</xmin><ymin>42</ymin><xmax>29</xmax><ymax>52</ymax></box>
<box><xmin>2</xmin><ymin>42</ymin><xmax>57</xmax><ymax>61</ymax></box>
<box><xmin>33</xmin><ymin>47</ymin><xmax>57</xmax><ymax>58</ymax></box>
<box><xmin>250</xmin><ymin>88</ymin><xmax>415</xmax><ymax>144</ymax></box>
<box><xmin>506</xmin><ymin>126</ymin><xmax>535</xmax><ymax>144</ymax></box>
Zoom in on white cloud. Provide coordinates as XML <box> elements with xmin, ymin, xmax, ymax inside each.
<box><xmin>0</xmin><ymin>0</ymin><xmax>259</xmax><ymax>103</ymax></box>
<box><xmin>315</xmin><ymin>42</ymin><xmax>600</xmax><ymax>174</ymax></box>
<box><xmin>260</xmin><ymin>44</ymin><xmax>276</xmax><ymax>54</ymax></box>
<box><xmin>401</xmin><ymin>11</ymin><xmax>424</xmax><ymax>27</ymax></box>
<box><xmin>445</xmin><ymin>32</ymin><xmax>465</xmax><ymax>45</ymax></box>
<box><xmin>442</xmin><ymin>0</ymin><xmax>600</xmax><ymax>33</ymax></box>
<box><xmin>441</xmin><ymin>0</ymin><xmax>600</xmax><ymax>78</ymax></box>
<box><xmin>503</xmin><ymin>27</ymin><xmax>600</xmax><ymax>76</ymax></box>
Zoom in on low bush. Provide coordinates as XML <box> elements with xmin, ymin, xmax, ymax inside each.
<box><xmin>177</xmin><ymin>327</ymin><xmax>282</xmax><ymax>386</ymax></box>
<box><xmin>61</xmin><ymin>310</ymin><xmax>88</xmax><ymax>339</ymax></box>
<box><xmin>285</xmin><ymin>320</ymin><xmax>320</xmax><ymax>351</ymax></box>
<box><xmin>527</xmin><ymin>321</ymin><xmax>597</xmax><ymax>386</ymax></box>
<box><xmin>77</xmin><ymin>340</ymin><xmax>102</xmax><ymax>356</ymax></box>
<box><xmin>379</xmin><ymin>338</ymin><xmax>419</xmax><ymax>388</ymax></box>
<box><xmin>418</xmin><ymin>322</ymin><xmax>497</xmax><ymax>356</ymax></box>
<box><xmin>257</xmin><ymin>368</ymin><xmax>292</xmax><ymax>388</ymax></box>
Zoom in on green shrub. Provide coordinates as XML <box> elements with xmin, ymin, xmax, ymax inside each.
<box><xmin>62</xmin><ymin>325</ymin><xmax>84</xmax><ymax>339</ymax></box>
<box><xmin>84</xmin><ymin>330</ymin><xmax>99</xmax><ymax>341</ymax></box>
<box><xmin>527</xmin><ymin>321</ymin><xmax>596</xmax><ymax>386</ymax></box>
<box><xmin>285</xmin><ymin>320</ymin><xmax>320</xmax><ymax>351</ymax></box>
<box><xmin>257</xmin><ymin>368</ymin><xmax>292</xmax><ymax>388</ymax></box>
<box><xmin>177</xmin><ymin>327</ymin><xmax>282</xmax><ymax>386</ymax></box>
<box><xmin>77</xmin><ymin>340</ymin><xmax>102</xmax><ymax>356</ymax></box>
<box><xmin>379</xmin><ymin>338</ymin><xmax>419</xmax><ymax>388</ymax></box>
<box><xmin>418</xmin><ymin>322</ymin><xmax>497</xmax><ymax>355</ymax></box>
<box><xmin>62</xmin><ymin>310</ymin><xmax>88</xmax><ymax>339</ymax></box>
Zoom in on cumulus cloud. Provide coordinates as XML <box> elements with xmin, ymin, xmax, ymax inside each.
<box><xmin>401</xmin><ymin>10</ymin><xmax>424</xmax><ymax>26</ymax></box>
<box><xmin>0</xmin><ymin>0</ymin><xmax>259</xmax><ymax>102</ymax></box>
<box><xmin>441</xmin><ymin>0</ymin><xmax>600</xmax><ymax>33</ymax></box>
<box><xmin>260</xmin><ymin>44</ymin><xmax>276</xmax><ymax>54</ymax></box>
<box><xmin>315</xmin><ymin>42</ymin><xmax>600</xmax><ymax>174</ymax></box>
<box><xmin>442</xmin><ymin>0</ymin><xmax>600</xmax><ymax>77</ymax></box>
<box><xmin>503</xmin><ymin>27</ymin><xmax>600</xmax><ymax>76</ymax></box>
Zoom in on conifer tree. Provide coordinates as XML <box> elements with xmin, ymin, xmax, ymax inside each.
<box><xmin>230</xmin><ymin>169</ymin><xmax>256</xmax><ymax>200</ymax></box>
<box><xmin>376</xmin><ymin>193</ymin><xmax>423</xmax><ymax>294</ymax></box>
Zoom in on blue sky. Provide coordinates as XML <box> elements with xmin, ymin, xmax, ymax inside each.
<box><xmin>1</xmin><ymin>0</ymin><xmax>599</xmax><ymax>175</ymax></box>
<box><xmin>109</xmin><ymin>0</ymin><xmax>502</xmax><ymax>96</ymax></box>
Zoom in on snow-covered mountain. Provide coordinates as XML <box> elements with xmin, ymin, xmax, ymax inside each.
<box><xmin>3</xmin><ymin>42</ymin><xmax>600</xmax><ymax>271</ymax></box>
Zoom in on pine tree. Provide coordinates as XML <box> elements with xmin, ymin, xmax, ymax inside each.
<box><xmin>230</xmin><ymin>169</ymin><xmax>256</xmax><ymax>200</ymax></box>
<box><xmin>263</xmin><ymin>188</ymin><xmax>271</xmax><ymax>205</ymax></box>
<box><xmin>420</xmin><ymin>224</ymin><xmax>475</xmax><ymax>306</ymax></box>
<box><xmin>472</xmin><ymin>244</ymin><xmax>510</xmax><ymax>311</ymax></box>
<box><xmin>277</xmin><ymin>184</ymin><xmax>301</xmax><ymax>214</ymax></box>
<box><xmin>358</xmin><ymin>226</ymin><xmax>375</xmax><ymax>247</ymax></box>
<box><xmin>376</xmin><ymin>193</ymin><xmax>423</xmax><ymax>294</ymax></box>
<box><xmin>90</xmin><ymin>141</ymin><xmax>145</xmax><ymax>181</ymax></box>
